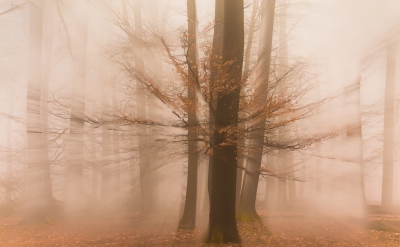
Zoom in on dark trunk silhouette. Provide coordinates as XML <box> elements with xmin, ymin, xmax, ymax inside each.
<box><xmin>206</xmin><ymin>0</ymin><xmax>244</xmax><ymax>243</ymax></box>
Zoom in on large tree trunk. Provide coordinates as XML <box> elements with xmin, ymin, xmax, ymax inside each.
<box><xmin>66</xmin><ymin>2</ymin><xmax>89</xmax><ymax>212</ymax></box>
<box><xmin>237</xmin><ymin>0</ymin><xmax>276</xmax><ymax>222</ymax></box>
<box><xmin>24</xmin><ymin>0</ymin><xmax>47</xmax><ymax>223</ymax></box>
<box><xmin>236</xmin><ymin>0</ymin><xmax>258</xmax><ymax>211</ymax></box>
<box><xmin>382</xmin><ymin>44</ymin><xmax>396</xmax><ymax>208</ymax></box>
<box><xmin>206</xmin><ymin>0</ymin><xmax>244</xmax><ymax>244</ymax></box>
<box><xmin>179</xmin><ymin>0</ymin><xmax>199</xmax><ymax>229</ymax></box>
<box><xmin>207</xmin><ymin>0</ymin><xmax>224</xmax><ymax>203</ymax></box>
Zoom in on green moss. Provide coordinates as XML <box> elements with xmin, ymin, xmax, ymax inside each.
<box><xmin>208</xmin><ymin>225</ymin><xmax>224</xmax><ymax>243</ymax></box>
<box><xmin>205</xmin><ymin>225</ymin><xmax>241</xmax><ymax>244</ymax></box>
<box><xmin>236</xmin><ymin>210</ymin><xmax>260</xmax><ymax>222</ymax></box>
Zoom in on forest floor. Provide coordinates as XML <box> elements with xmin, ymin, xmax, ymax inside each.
<box><xmin>0</xmin><ymin>207</ymin><xmax>399</xmax><ymax>246</ymax></box>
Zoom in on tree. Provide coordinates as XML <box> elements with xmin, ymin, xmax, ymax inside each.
<box><xmin>342</xmin><ymin>78</ymin><xmax>366</xmax><ymax>217</ymax></box>
<box><xmin>206</xmin><ymin>0</ymin><xmax>244</xmax><ymax>243</ymax></box>
<box><xmin>178</xmin><ymin>0</ymin><xmax>199</xmax><ymax>230</ymax></box>
<box><xmin>63</xmin><ymin>0</ymin><xmax>89</xmax><ymax>212</ymax></box>
<box><xmin>237</xmin><ymin>0</ymin><xmax>276</xmax><ymax>222</ymax></box>
<box><xmin>236</xmin><ymin>0</ymin><xmax>259</xmax><ymax>211</ymax></box>
<box><xmin>382</xmin><ymin>43</ymin><xmax>396</xmax><ymax>208</ymax></box>
<box><xmin>24</xmin><ymin>0</ymin><xmax>48</xmax><ymax>223</ymax></box>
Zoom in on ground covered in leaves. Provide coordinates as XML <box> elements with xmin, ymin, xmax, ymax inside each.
<box><xmin>0</xmin><ymin>209</ymin><xmax>399</xmax><ymax>246</ymax></box>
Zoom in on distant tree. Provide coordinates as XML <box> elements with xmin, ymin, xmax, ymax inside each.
<box><xmin>237</xmin><ymin>0</ymin><xmax>276</xmax><ymax>222</ymax></box>
<box><xmin>58</xmin><ymin>0</ymin><xmax>89</xmax><ymax>212</ymax></box>
<box><xmin>382</xmin><ymin>44</ymin><xmax>396</xmax><ymax>208</ymax></box>
<box><xmin>23</xmin><ymin>0</ymin><xmax>49</xmax><ymax>224</ymax></box>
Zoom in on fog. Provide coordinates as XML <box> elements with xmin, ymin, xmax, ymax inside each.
<box><xmin>0</xmin><ymin>0</ymin><xmax>399</xmax><ymax>246</ymax></box>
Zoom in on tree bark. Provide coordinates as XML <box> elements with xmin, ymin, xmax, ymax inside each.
<box><xmin>237</xmin><ymin>0</ymin><xmax>276</xmax><ymax>222</ymax></box>
<box><xmin>206</xmin><ymin>0</ymin><xmax>244</xmax><ymax>243</ymax></box>
<box><xmin>179</xmin><ymin>0</ymin><xmax>199</xmax><ymax>229</ymax></box>
<box><xmin>207</xmin><ymin>0</ymin><xmax>224</xmax><ymax>201</ymax></box>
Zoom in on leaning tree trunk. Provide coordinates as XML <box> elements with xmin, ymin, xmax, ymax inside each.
<box><xmin>206</xmin><ymin>0</ymin><xmax>244</xmax><ymax>244</ymax></box>
<box><xmin>237</xmin><ymin>0</ymin><xmax>276</xmax><ymax>222</ymax></box>
<box><xmin>24</xmin><ymin>0</ymin><xmax>48</xmax><ymax>223</ymax></box>
<box><xmin>236</xmin><ymin>0</ymin><xmax>258</xmax><ymax>211</ymax></box>
<box><xmin>382</xmin><ymin>44</ymin><xmax>396</xmax><ymax>208</ymax></box>
<box><xmin>179</xmin><ymin>0</ymin><xmax>199</xmax><ymax>230</ymax></box>
<box><xmin>66</xmin><ymin>2</ymin><xmax>89</xmax><ymax>212</ymax></box>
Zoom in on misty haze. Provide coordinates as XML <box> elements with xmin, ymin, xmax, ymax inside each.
<box><xmin>0</xmin><ymin>0</ymin><xmax>399</xmax><ymax>246</ymax></box>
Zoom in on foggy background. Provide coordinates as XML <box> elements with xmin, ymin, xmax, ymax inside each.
<box><xmin>0</xmin><ymin>0</ymin><xmax>399</xmax><ymax>234</ymax></box>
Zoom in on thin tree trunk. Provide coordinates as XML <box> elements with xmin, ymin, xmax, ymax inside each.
<box><xmin>382</xmin><ymin>44</ymin><xmax>396</xmax><ymax>208</ymax></box>
<box><xmin>121</xmin><ymin>0</ymin><xmax>138</xmax><ymax>203</ymax></box>
<box><xmin>179</xmin><ymin>0</ymin><xmax>199</xmax><ymax>229</ymax></box>
<box><xmin>237</xmin><ymin>0</ymin><xmax>276</xmax><ymax>222</ymax></box>
<box><xmin>236</xmin><ymin>0</ymin><xmax>258</xmax><ymax>211</ymax></box>
<box><xmin>278</xmin><ymin>2</ymin><xmax>296</xmax><ymax>207</ymax></box>
<box><xmin>66</xmin><ymin>2</ymin><xmax>89</xmax><ymax>212</ymax></box>
<box><xmin>132</xmin><ymin>0</ymin><xmax>152</xmax><ymax>214</ymax></box>
<box><xmin>344</xmin><ymin>78</ymin><xmax>366</xmax><ymax>217</ymax></box>
<box><xmin>91</xmin><ymin>136</ymin><xmax>98</xmax><ymax>200</ymax></box>
<box><xmin>6</xmin><ymin>85</ymin><xmax>14</xmax><ymax>206</ymax></box>
<box><xmin>264</xmin><ymin>152</ymin><xmax>277</xmax><ymax>209</ymax></box>
<box><xmin>101</xmin><ymin>81</ymin><xmax>113</xmax><ymax>207</ymax></box>
<box><xmin>41</xmin><ymin>10</ymin><xmax>54</xmax><ymax>206</ymax></box>
<box><xmin>24</xmin><ymin>0</ymin><xmax>47</xmax><ymax>223</ymax></box>
<box><xmin>276</xmin><ymin>0</ymin><xmax>295</xmax><ymax>209</ymax></box>
<box><xmin>111</xmin><ymin>83</ymin><xmax>121</xmax><ymax>203</ymax></box>
<box><xmin>206</xmin><ymin>0</ymin><xmax>244</xmax><ymax>243</ymax></box>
